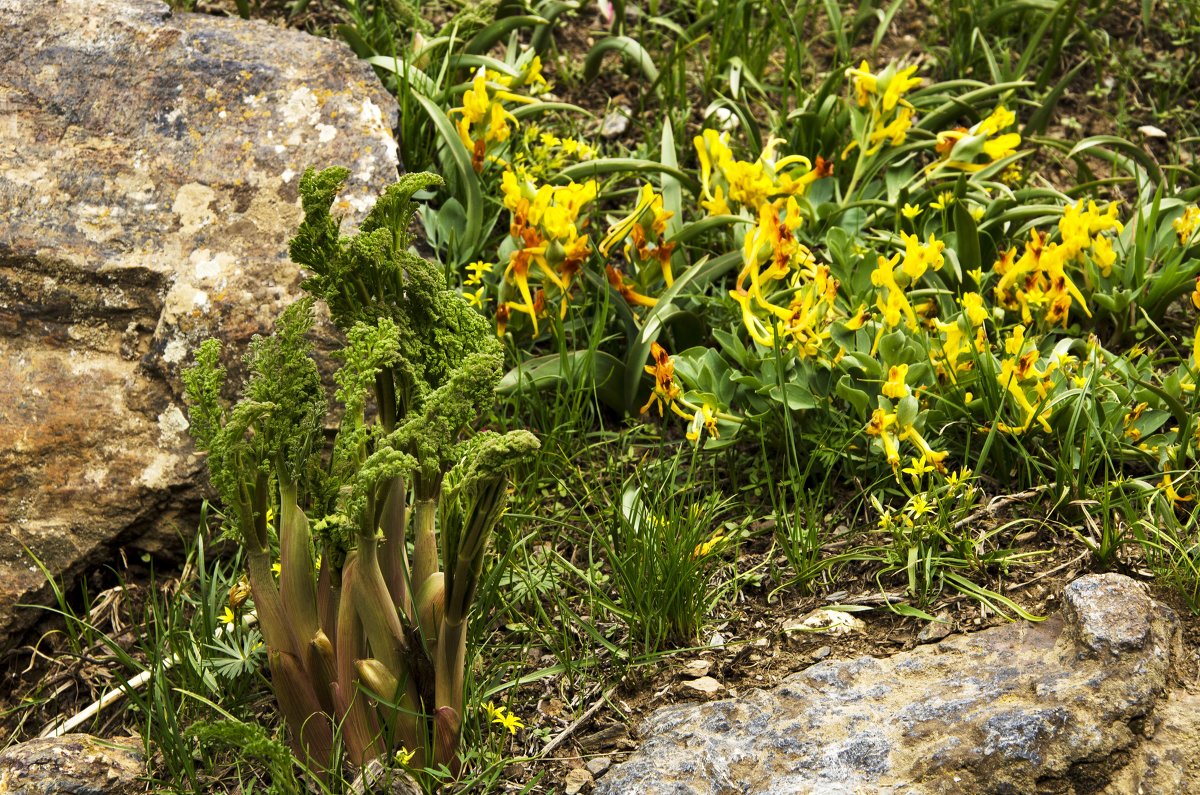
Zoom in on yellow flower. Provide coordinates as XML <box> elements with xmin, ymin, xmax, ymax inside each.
<box><xmin>945</xmin><ymin>468</ymin><xmax>973</xmax><ymax>489</ymax></box>
<box><xmin>494</xmin><ymin>710</ymin><xmax>524</xmax><ymax>735</ymax></box>
<box><xmin>686</xmin><ymin>404</ymin><xmax>720</xmax><ymax>444</ymax></box>
<box><xmin>692</xmin><ymin>532</ymin><xmax>726</xmax><ymax>558</ymax></box>
<box><xmin>271</xmin><ymin>562</ymin><xmax>281</xmax><ymax>577</ymax></box>
<box><xmin>465</xmin><ymin>286</ymin><xmax>487</xmax><ymax>309</ymax></box>
<box><xmin>882</xmin><ymin>363</ymin><xmax>909</xmax><ymax>399</ymax></box>
<box><xmin>902</xmin><ymin>203</ymin><xmax>923</xmax><ymax>219</ymax></box>
<box><xmin>903</xmin><ymin>456</ymin><xmax>934</xmax><ymax>484</ymax></box>
<box><xmin>847</xmin><ymin>60</ymin><xmax>878</xmax><ymax>107</ymax></box>
<box><xmin>465</xmin><ymin>260</ymin><xmax>495</xmax><ymax>285</ymax></box>
<box><xmin>907</xmin><ymin>492</ymin><xmax>932</xmax><ymax>518</ymax></box>
<box><xmin>219</xmin><ymin>606</ymin><xmax>236</xmax><ymax>631</ymax></box>
<box><xmin>866</xmin><ymin>407</ymin><xmax>901</xmax><ymax>467</ymax></box>
<box><xmin>395</xmin><ymin>748</ymin><xmax>416</xmax><ymax>767</ymax></box>
<box><xmin>930</xmin><ymin>191</ymin><xmax>954</xmax><ymax>211</ymax></box>
<box><xmin>640</xmin><ymin>342</ymin><xmax>687</xmax><ymax>418</ymax></box>
<box><xmin>844</xmin><ymin>304</ymin><xmax>871</xmax><ymax>330</ymax></box>
<box><xmin>844</xmin><ymin>61</ymin><xmax>922</xmax><ymax>155</ymax></box>
<box><xmin>1173</xmin><ymin>205</ymin><xmax>1199</xmax><ymax>245</ymax></box>
<box><xmin>961</xmin><ymin>293</ymin><xmax>989</xmax><ymax>327</ymax></box>
<box><xmin>1159</xmin><ymin>474</ymin><xmax>1193</xmax><ymax>507</ymax></box>
<box><xmin>931</xmin><ymin>105</ymin><xmax>1021</xmax><ymax>173</ymax></box>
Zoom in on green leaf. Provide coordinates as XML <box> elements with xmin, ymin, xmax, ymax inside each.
<box><xmin>836</xmin><ymin>374</ymin><xmax>870</xmax><ymax>418</ymax></box>
<box><xmin>1069</xmin><ymin>135</ymin><xmax>1162</xmax><ymax>186</ymax></box>
<box><xmin>466</xmin><ymin>16</ymin><xmax>549</xmax><ymax>55</ymax></box>
<box><xmin>498</xmin><ymin>351</ymin><xmax>625</xmax><ymax>410</ymax></box>
<box><xmin>769</xmin><ymin>382</ymin><xmax>817</xmax><ymax>411</ymax></box>
<box><xmin>412</xmin><ymin>92</ymin><xmax>483</xmax><ymax>257</ymax></box>
<box><xmin>366</xmin><ymin>55</ymin><xmax>438</xmax><ymax>96</ymax></box>
<box><xmin>583</xmin><ymin>36</ymin><xmax>660</xmax><ymax>83</ymax></box>
<box><xmin>889</xmin><ymin>603</ymin><xmax>938</xmax><ymax>621</ymax></box>
<box><xmin>954</xmin><ymin>201</ymin><xmax>982</xmax><ymax>274</ymax></box>
<box><xmin>558</xmin><ymin>158</ymin><xmax>701</xmax><ymax>195</ymax></box>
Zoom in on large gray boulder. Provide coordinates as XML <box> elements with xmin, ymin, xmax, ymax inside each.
<box><xmin>598</xmin><ymin>574</ymin><xmax>1194</xmax><ymax>794</ymax></box>
<box><xmin>0</xmin><ymin>0</ymin><xmax>399</xmax><ymax>645</ymax></box>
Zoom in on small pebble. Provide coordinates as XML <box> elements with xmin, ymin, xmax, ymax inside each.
<box><xmin>918</xmin><ymin>611</ymin><xmax>953</xmax><ymax>643</ymax></box>
<box><xmin>600</xmin><ymin>105</ymin><xmax>631</xmax><ymax>139</ymax></box>
<box><xmin>586</xmin><ymin>756</ymin><xmax>611</xmax><ymax>777</ymax></box>
<box><xmin>564</xmin><ymin>767</ymin><xmax>593</xmax><ymax>794</ymax></box>
<box><xmin>682</xmin><ymin>675</ymin><xmax>723</xmax><ymax>694</ymax></box>
<box><xmin>812</xmin><ymin>645</ymin><xmax>832</xmax><ymax>660</ymax></box>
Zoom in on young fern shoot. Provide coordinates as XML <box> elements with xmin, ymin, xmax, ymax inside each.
<box><xmin>183</xmin><ymin>167</ymin><xmax>538</xmax><ymax>781</ymax></box>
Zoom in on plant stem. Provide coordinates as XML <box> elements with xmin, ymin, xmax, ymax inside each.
<box><xmin>379</xmin><ymin>476</ymin><xmax>412</xmax><ymax>620</ymax></box>
<box><xmin>412</xmin><ymin>498</ymin><xmax>440</xmax><ymax>595</ymax></box>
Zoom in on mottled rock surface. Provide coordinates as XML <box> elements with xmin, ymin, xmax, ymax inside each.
<box><xmin>0</xmin><ymin>0</ymin><xmax>399</xmax><ymax>645</ymax></box>
<box><xmin>0</xmin><ymin>734</ymin><xmax>143</xmax><ymax>795</ymax></box>
<box><xmin>598</xmin><ymin>574</ymin><xmax>1190</xmax><ymax>795</ymax></box>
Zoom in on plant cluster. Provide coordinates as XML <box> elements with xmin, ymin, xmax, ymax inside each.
<box><xmin>183</xmin><ymin>168</ymin><xmax>539</xmax><ymax>781</ymax></box>
<box><xmin>65</xmin><ymin>3</ymin><xmax>1200</xmax><ymax>793</ymax></box>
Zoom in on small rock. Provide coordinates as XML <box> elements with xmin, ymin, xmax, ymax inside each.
<box><xmin>783</xmin><ymin>609</ymin><xmax>866</xmax><ymax>636</ymax></box>
<box><xmin>812</xmin><ymin>645</ymin><xmax>832</xmax><ymax>660</ymax></box>
<box><xmin>0</xmin><ymin>734</ymin><xmax>144</xmax><ymax>795</ymax></box>
<box><xmin>1063</xmin><ymin>573</ymin><xmax>1152</xmax><ymax>658</ymax></box>
<box><xmin>564</xmin><ymin>766</ymin><xmax>594</xmax><ymax>794</ymax></box>
<box><xmin>709</xmin><ymin>631</ymin><xmax>726</xmax><ymax>647</ymax></box>
<box><xmin>917</xmin><ymin>611</ymin><xmax>954</xmax><ymax>643</ymax></box>
<box><xmin>682</xmin><ymin>676</ymin><xmax>723</xmax><ymax>695</ymax></box>
<box><xmin>600</xmin><ymin>105</ymin><xmax>632</xmax><ymax>138</ymax></box>
<box><xmin>586</xmin><ymin>756</ymin><xmax>612</xmax><ymax>777</ymax></box>
<box><xmin>705</xmin><ymin>105</ymin><xmax>739</xmax><ymax>132</ymax></box>
<box><xmin>1138</xmin><ymin>124</ymin><xmax>1168</xmax><ymax>139</ymax></box>
<box><xmin>679</xmin><ymin>658</ymin><xmax>711</xmax><ymax>678</ymax></box>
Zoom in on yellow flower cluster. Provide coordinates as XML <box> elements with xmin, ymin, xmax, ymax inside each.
<box><xmin>482</xmin><ymin>701</ymin><xmax>524</xmax><ymax>735</ymax></box>
<box><xmin>499</xmin><ymin>168</ymin><xmax>598</xmax><ymax>334</ymax></box>
<box><xmin>639</xmin><ymin>341</ymin><xmax>728</xmax><ymax>445</ymax></box>
<box><xmin>866</xmin><ymin>369</ymin><xmax>948</xmax><ymax>473</ymax></box>
<box><xmin>931</xmin><ymin>105</ymin><xmax>1021</xmax><ymax>173</ymax></box>
<box><xmin>599</xmin><ymin>183</ymin><xmax>677</xmax><ymax>308</ymax></box>
<box><xmin>461</xmin><ymin>260</ymin><xmax>495</xmax><ymax>310</ymax></box>
<box><xmin>640</xmin><ymin>341</ymin><xmax>687</xmax><ymax>418</ymax></box>
<box><xmin>993</xmin><ymin>325</ymin><xmax>1067</xmax><ymax>434</ymax></box>
<box><xmin>514</xmin><ymin>124</ymin><xmax>596</xmax><ymax>179</ymax></box>
<box><xmin>695</xmin><ymin>130</ymin><xmax>831</xmax><ymax>216</ymax></box>
<box><xmin>733</xmin><ymin>201</ymin><xmax>840</xmax><ymax>359</ymax></box>
<box><xmin>690</xmin><ymin>129</ymin><xmax>839</xmax><ymax>359</ymax></box>
<box><xmin>992</xmin><ymin>199</ymin><xmax>1123</xmax><ymax>327</ymax></box>
<box><xmin>930</xmin><ymin>293</ymin><xmax>991</xmax><ymax>379</ymax></box>
<box><xmin>870</xmin><ymin>231</ymin><xmax>946</xmax><ymax>350</ymax></box>
<box><xmin>451</xmin><ymin>69</ymin><xmax>527</xmax><ymax>172</ymax></box>
<box><xmin>1175</xmin><ymin>205</ymin><xmax>1200</xmax><ymax>245</ymax></box>
<box><xmin>844</xmin><ymin>61</ymin><xmax>923</xmax><ymax>157</ymax></box>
